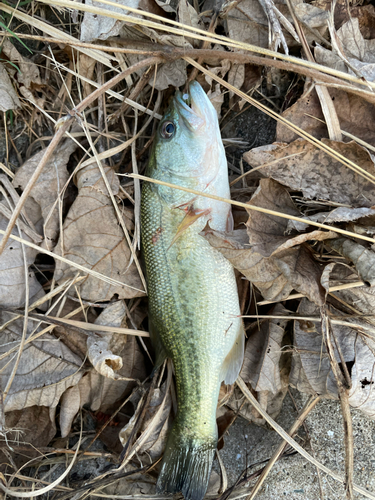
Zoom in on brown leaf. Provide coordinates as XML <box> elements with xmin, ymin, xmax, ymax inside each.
<box><xmin>59</xmin><ymin>330</ymin><xmax>146</xmax><ymax>437</ymax></box>
<box><xmin>277</xmin><ymin>87</ymin><xmax>375</xmax><ymax>145</ymax></box>
<box><xmin>244</xmin><ymin>139</ymin><xmax>375</xmax><ymax>207</ymax></box>
<box><xmin>87</xmin><ymin>301</ymin><xmax>128</xmax><ymax>380</ymax></box>
<box><xmin>327</xmin><ymin>237</ymin><xmax>375</xmax><ymax>287</ymax></box>
<box><xmin>203</xmin><ymin>228</ymin><xmax>325</xmax><ymax>305</ymax></box>
<box><xmin>0</xmin><ymin>63</ymin><xmax>20</xmax><ymax>112</ymax></box>
<box><xmin>246</xmin><ymin>178</ymin><xmax>336</xmax><ymax>257</ymax></box>
<box><xmin>226</xmin><ymin>0</ymin><xmax>269</xmax><ymax>49</ymax></box>
<box><xmin>291</xmin><ymin>298</ymin><xmax>375</xmax><ymax>418</ymax></box>
<box><xmin>80</xmin><ymin>0</ymin><xmax>143</xmax><ymax>41</ymax></box>
<box><xmin>241</xmin><ymin>304</ymin><xmax>289</xmax><ymax>393</ymax></box>
<box><xmin>119</xmin><ymin>378</ymin><xmax>172</xmax><ymax>462</ymax></box>
<box><xmin>0</xmin><ymin>312</ymin><xmax>83</xmax><ymax>413</ymax></box>
<box><xmin>2</xmin><ymin>39</ymin><xmax>41</xmax><ymax>90</ymax></box>
<box><xmin>0</xmin><ymin>216</ymin><xmax>45</xmax><ymax>308</ymax></box>
<box><xmin>54</xmin><ymin>164</ymin><xmax>145</xmax><ymax>301</ymax></box>
<box><xmin>0</xmin><ymin>406</ymin><xmax>56</xmax><ymax>468</ymax></box>
<box><xmin>13</xmin><ymin>139</ymin><xmax>77</xmax><ymax>250</ymax></box>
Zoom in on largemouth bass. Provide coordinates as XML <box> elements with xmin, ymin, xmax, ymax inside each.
<box><xmin>141</xmin><ymin>81</ymin><xmax>244</xmax><ymax>500</ymax></box>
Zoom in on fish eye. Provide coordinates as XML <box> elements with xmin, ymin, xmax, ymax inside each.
<box><xmin>160</xmin><ymin>121</ymin><xmax>175</xmax><ymax>139</ymax></box>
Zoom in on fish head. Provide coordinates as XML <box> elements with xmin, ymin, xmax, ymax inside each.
<box><xmin>150</xmin><ymin>81</ymin><xmax>224</xmax><ymax>188</ymax></box>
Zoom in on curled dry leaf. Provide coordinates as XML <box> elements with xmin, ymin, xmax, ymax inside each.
<box><xmin>0</xmin><ymin>63</ymin><xmax>21</xmax><ymax>112</ymax></box>
<box><xmin>0</xmin><ymin>216</ymin><xmax>45</xmax><ymax>308</ymax></box>
<box><xmin>60</xmin><ymin>324</ymin><xmax>146</xmax><ymax>437</ymax></box>
<box><xmin>228</xmin><ymin>304</ymin><xmax>290</xmax><ymax>424</ymax></box>
<box><xmin>244</xmin><ymin>139</ymin><xmax>375</xmax><ymax>207</ymax></box>
<box><xmin>119</xmin><ymin>378</ymin><xmax>172</xmax><ymax>462</ymax></box>
<box><xmin>54</xmin><ymin>163</ymin><xmax>144</xmax><ymax>302</ymax></box>
<box><xmin>87</xmin><ymin>300</ymin><xmax>127</xmax><ymax>380</ymax></box>
<box><xmin>290</xmin><ymin>299</ymin><xmax>375</xmax><ymax>419</ymax></box>
<box><xmin>315</xmin><ymin>18</ymin><xmax>375</xmax><ymax>82</ymax></box>
<box><xmin>0</xmin><ymin>312</ymin><xmax>83</xmax><ymax>413</ymax></box>
<box><xmin>327</xmin><ymin>237</ymin><xmax>375</xmax><ymax>287</ymax></box>
<box><xmin>13</xmin><ymin>139</ymin><xmax>77</xmax><ymax>250</ymax></box>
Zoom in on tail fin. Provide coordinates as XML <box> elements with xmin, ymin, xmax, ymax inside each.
<box><xmin>156</xmin><ymin>423</ymin><xmax>216</xmax><ymax>500</ymax></box>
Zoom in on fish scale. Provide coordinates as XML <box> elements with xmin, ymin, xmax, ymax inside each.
<box><xmin>141</xmin><ymin>81</ymin><xmax>244</xmax><ymax>500</ymax></box>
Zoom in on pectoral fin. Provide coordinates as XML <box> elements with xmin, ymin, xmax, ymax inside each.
<box><xmin>220</xmin><ymin>322</ymin><xmax>245</xmax><ymax>385</ymax></box>
<box><xmin>168</xmin><ymin>206</ymin><xmax>211</xmax><ymax>249</ymax></box>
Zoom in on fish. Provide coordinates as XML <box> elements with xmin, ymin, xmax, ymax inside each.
<box><xmin>140</xmin><ymin>81</ymin><xmax>244</xmax><ymax>500</ymax></box>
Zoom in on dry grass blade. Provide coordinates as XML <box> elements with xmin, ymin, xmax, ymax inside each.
<box><xmin>236</xmin><ymin>377</ymin><xmax>375</xmax><ymax>499</ymax></box>
<box><xmin>128</xmin><ymin>174</ymin><xmax>375</xmax><ymax>244</ymax></box>
<box><xmin>0</xmin><ymin>228</ymin><xmax>142</xmax><ymax>291</ymax></box>
<box><xmin>0</xmin><ymin>414</ymin><xmax>83</xmax><ymax>498</ymax></box>
<box><xmin>0</xmin><ymin>3</ymin><xmax>116</xmax><ymax>69</ymax></box>
<box><xmin>30</xmin><ymin>314</ymin><xmax>150</xmax><ymax>337</ymax></box>
<box><xmin>184</xmin><ymin>58</ymin><xmax>375</xmax><ymax>186</ymax></box>
<box><xmin>247</xmin><ymin>395</ymin><xmax>321</xmax><ymax>499</ymax></box>
<box><xmin>257</xmin><ymin>281</ymin><xmax>365</xmax><ymax>305</ymax></box>
<box><xmin>37</xmin><ymin>0</ymin><xmax>375</xmax><ymax>90</ymax></box>
<box><xmin>0</xmin><ymin>56</ymin><xmax>160</xmax><ymax>257</ymax></box>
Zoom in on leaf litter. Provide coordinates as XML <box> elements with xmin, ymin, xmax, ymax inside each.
<box><xmin>3</xmin><ymin>0</ymin><xmax>375</xmax><ymax>499</ymax></box>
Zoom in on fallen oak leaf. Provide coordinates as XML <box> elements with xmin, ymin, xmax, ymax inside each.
<box><xmin>54</xmin><ymin>163</ymin><xmax>145</xmax><ymax>301</ymax></box>
<box><xmin>0</xmin><ymin>312</ymin><xmax>83</xmax><ymax>413</ymax></box>
<box><xmin>244</xmin><ymin>139</ymin><xmax>375</xmax><ymax>207</ymax></box>
<box><xmin>327</xmin><ymin>237</ymin><xmax>375</xmax><ymax>287</ymax></box>
<box><xmin>0</xmin><ymin>216</ymin><xmax>45</xmax><ymax>308</ymax></box>
<box><xmin>13</xmin><ymin>138</ymin><xmax>77</xmax><ymax>250</ymax></box>
<box><xmin>291</xmin><ymin>298</ymin><xmax>375</xmax><ymax>419</ymax></box>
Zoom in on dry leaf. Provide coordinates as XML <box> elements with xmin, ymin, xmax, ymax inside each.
<box><xmin>0</xmin><ymin>63</ymin><xmax>20</xmax><ymax>112</ymax></box>
<box><xmin>54</xmin><ymin>163</ymin><xmax>144</xmax><ymax>302</ymax></box>
<box><xmin>327</xmin><ymin>237</ymin><xmax>375</xmax><ymax>287</ymax></box>
<box><xmin>244</xmin><ymin>139</ymin><xmax>375</xmax><ymax>207</ymax></box>
<box><xmin>0</xmin><ymin>406</ymin><xmax>56</xmax><ymax>467</ymax></box>
<box><xmin>203</xmin><ymin>228</ymin><xmax>326</xmax><ymax>305</ymax></box>
<box><xmin>294</xmin><ymin>2</ymin><xmax>329</xmax><ymax>29</ymax></box>
<box><xmin>100</xmin><ymin>472</ymin><xmax>156</xmax><ymax>497</ymax></box>
<box><xmin>80</xmin><ymin>0</ymin><xmax>143</xmax><ymax>41</ymax></box>
<box><xmin>226</xmin><ymin>0</ymin><xmax>269</xmax><ymax>50</ymax></box>
<box><xmin>337</xmin><ymin>17</ymin><xmax>375</xmax><ymax>64</ymax></box>
<box><xmin>277</xmin><ymin>87</ymin><xmax>375</xmax><ymax>146</ymax></box>
<box><xmin>59</xmin><ymin>332</ymin><xmax>146</xmax><ymax>437</ymax></box>
<box><xmin>119</xmin><ymin>379</ymin><xmax>172</xmax><ymax>461</ymax></box>
<box><xmin>178</xmin><ymin>0</ymin><xmax>200</xmax><ymax>46</ymax></box>
<box><xmin>241</xmin><ymin>304</ymin><xmax>289</xmax><ymax>393</ymax></box>
<box><xmin>13</xmin><ymin>139</ymin><xmax>77</xmax><ymax>250</ymax></box>
<box><xmin>1</xmin><ymin>39</ymin><xmax>41</xmax><ymax>90</ymax></box>
<box><xmin>0</xmin><ymin>312</ymin><xmax>83</xmax><ymax>412</ymax></box>
<box><xmin>291</xmin><ymin>299</ymin><xmax>375</xmax><ymax>419</ymax></box>
<box><xmin>308</xmin><ymin>207</ymin><xmax>375</xmax><ymax>224</ymax></box>
<box><xmin>87</xmin><ymin>300</ymin><xmax>127</xmax><ymax>380</ymax></box>
<box><xmin>247</xmin><ymin>179</ymin><xmax>337</xmax><ymax>257</ymax></box>
<box><xmin>0</xmin><ymin>216</ymin><xmax>45</xmax><ymax>308</ymax></box>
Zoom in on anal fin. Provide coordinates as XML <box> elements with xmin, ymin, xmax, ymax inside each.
<box><xmin>220</xmin><ymin>322</ymin><xmax>245</xmax><ymax>385</ymax></box>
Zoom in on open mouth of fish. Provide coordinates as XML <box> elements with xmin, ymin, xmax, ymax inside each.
<box><xmin>173</xmin><ymin>81</ymin><xmax>213</xmax><ymax>132</ymax></box>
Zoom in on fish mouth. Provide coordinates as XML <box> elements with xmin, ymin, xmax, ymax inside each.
<box><xmin>174</xmin><ymin>81</ymin><xmax>213</xmax><ymax>132</ymax></box>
